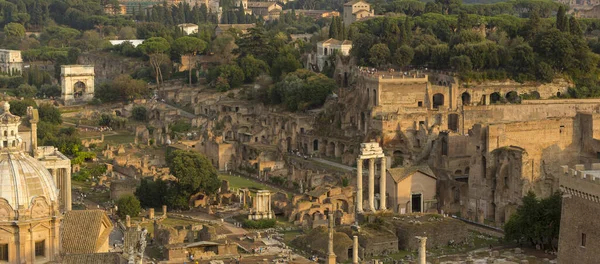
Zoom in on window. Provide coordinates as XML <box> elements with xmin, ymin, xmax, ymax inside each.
<box><xmin>0</xmin><ymin>244</ymin><xmax>7</xmax><ymax>261</ymax></box>
<box><xmin>35</xmin><ymin>240</ymin><xmax>44</xmax><ymax>257</ymax></box>
<box><xmin>418</xmin><ymin>101</ymin><xmax>422</xmax><ymax>107</ymax></box>
<box><xmin>560</xmin><ymin>125</ymin><xmax>565</xmax><ymax>134</ymax></box>
<box><xmin>582</xmin><ymin>233</ymin><xmax>587</xmax><ymax>247</ymax></box>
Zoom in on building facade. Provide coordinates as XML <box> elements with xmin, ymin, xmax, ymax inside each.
<box><xmin>61</xmin><ymin>65</ymin><xmax>95</xmax><ymax>106</ymax></box>
<box><xmin>0</xmin><ymin>49</ymin><xmax>23</xmax><ymax>75</ymax></box>
<box><xmin>0</xmin><ymin>102</ymin><xmax>62</xmax><ymax>263</ymax></box>
<box><xmin>343</xmin><ymin>0</ymin><xmax>374</xmax><ymax>26</ymax></box>
<box><xmin>558</xmin><ymin>164</ymin><xmax>600</xmax><ymax>264</ymax></box>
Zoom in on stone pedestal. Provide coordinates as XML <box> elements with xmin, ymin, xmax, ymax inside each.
<box><xmin>162</xmin><ymin>205</ymin><xmax>167</xmax><ymax>217</ymax></box>
<box><xmin>149</xmin><ymin>208</ymin><xmax>155</xmax><ymax>219</ymax></box>
<box><xmin>126</xmin><ymin>215</ymin><xmax>131</xmax><ymax>228</ymax></box>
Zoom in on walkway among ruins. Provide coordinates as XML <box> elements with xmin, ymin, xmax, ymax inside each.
<box><xmin>311</xmin><ymin>157</ymin><xmax>355</xmax><ymax>172</ymax></box>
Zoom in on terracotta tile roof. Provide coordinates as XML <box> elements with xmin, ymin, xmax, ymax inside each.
<box><xmin>388</xmin><ymin>165</ymin><xmax>435</xmax><ymax>183</ymax></box>
<box><xmin>123</xmin><ymin>230</ymin><xmax>143</xmax><ymax>250</ymax></box>
<box><xmin>321</xmin><ymin>38</ymin><xmax>353</xmax><ymax>46</ymax></box>
<box><xmin>62</xmin><ymin>253</ymin><xmax>124</xmax><ymax>264</ymax></box>
<box><xmin>61</xmin><ymin>210</ymin><xmax>113</xmax><ymax>254</ymax></box>
<box><xmin>344</xmin><ymin>0</ymin><xmax>368</xmax><ymax>6</ymax></box>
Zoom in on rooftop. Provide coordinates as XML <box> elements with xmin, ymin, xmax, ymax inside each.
<box><xmin>388</xmin><ymin>165</ymin><xmax>435</xmax><ymax>183</ymax></box>
<box><xmin>62</xmin><ymin>210</ymin><xmax>113</xmax><ymax>254</ymax></box>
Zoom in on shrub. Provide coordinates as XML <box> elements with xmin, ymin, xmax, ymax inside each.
<box><xmin>242</xmin><ymin>219</ymin><xmax>276</xmax><ymax>229</ymax></box>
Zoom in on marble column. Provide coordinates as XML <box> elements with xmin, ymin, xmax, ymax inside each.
<box><xmin>417</xmin><ymin>236</ymin><xmax>427</xmax><ymax>264</ymax></box>
<box><xmin>65</xmin><ymin>168</ymin><xmax>72</xmax><ymax>211</ymax></box>
<box><xmin>353</xmin><ymin>235</ymin><xmax>359</xmax><ymax>264</ymax></box>
<box><xmin>356</xmin><ymin>158</ymin><xmax>363</xmax><ymax>213</ymax></box>
<box><xmin>368</xmin><ymin>158</ymin><xmax>375</xmax><ymax>212</ymax></box>
<box><xmin>327</xmin><ymin>212</ymin><xmax>336</xmax><ymax>264</ymax></box>
<box><xmin>379</xmin><ymin>157</ymin><xmax>386</xmax><ymax>210</ymax></box>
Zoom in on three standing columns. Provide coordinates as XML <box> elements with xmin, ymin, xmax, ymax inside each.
<box><xmin>356</xmin><ymin>156</ymin><xmax>387</xmax><ymax>213</ymax></box>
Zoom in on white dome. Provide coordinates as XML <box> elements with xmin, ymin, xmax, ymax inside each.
<box><xmin>0</xmin><ymin>150</ymin><xmax>58</xmax><ymax>210</ymax></box>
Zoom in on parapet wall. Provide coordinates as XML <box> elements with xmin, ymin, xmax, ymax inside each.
<box><xmin>560</xmin><ymin>164</ymin><xmax>600</xmax><ymax>200</ymax></box>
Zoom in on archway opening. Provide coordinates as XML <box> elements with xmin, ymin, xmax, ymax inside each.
<box><xmin>505</xmin><ymin>91</ymin><xmax>519</xmax><ymax>103</ymax></box>
<box><xmin>74</xmin><ymin>81</ymin><xmax>86</xmax><ymax>98</ymax></box>
<box><xmin>313</xmin><ymin>139</ymin><xmax>319</xmax><ymax>152</ymax></box>
<box><xmin>432</xmin><ymin>93</ymin><xmax>444</xmax><ymax>108</ymax></box>
<box><xmin>461</xmin><ymin>92</ymin><xmax>471</xmax><ymax>106</ymax></box>
<box><xmin>490</xmin><ymin>92</ymin><xmax>501</xmax><ymax>104</ymax></box>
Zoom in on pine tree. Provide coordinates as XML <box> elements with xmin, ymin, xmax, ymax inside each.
<box><xmin>569</xmin><ymin>16</ymin><xmax>583</xmax><ymax>36</ymax></box>
<box><xmin>557</xmin><ymin>6</ymin><xmax>568</xmax><ymax>32</ymax></box>
<box><xmin>329</xmin><ymin>17</ymin><xmax>339</xmax><ymax>39</ymax></box>
<box><xmin>200</xmin><ymin>4</ymin><xmax>208</xmax><ymax>23</ymax></box>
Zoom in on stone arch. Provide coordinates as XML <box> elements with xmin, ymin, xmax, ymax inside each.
<box><xmin>432</xmin><ymin>93</ymin><xmax>444</xmax><ymax>108</ymax></box>
<box><xmin>530</xmin><ymin>91</ymin><xmax>541</xmax><ymax>99</ymax></box>
<box><xmin>73</xmin><ymin>81</ymin><xmax>86</xmax><ymax>98</ymax></box>
<box><xmin>505</xmin><ymin>91</ymin><xmax>519</xmax><ymax>103</ymax></box>
<box><xmin>327</xmin><ymin>141</ymin><xmax>335</xmax><ymax>157</ymax></box>
<box><xmin>557</xmin><ymin>92</ymin><xmax>561</xmax><ymax>97</ymax></box>
<box><xmin>338</xmin><ymin>143</ymin><xmax>346</xmax><ymax>157</ymax></box>
<box><xmin>0</xmin><ymin>198</ymin><xmax>14</xmax><ymax>221</ymax></box>
<box><xmin>461</xmin><ymin>92</ymin><xmax>471</xmax><ymax>105</ymax></box>
<box><xmin>490</xmin><ymin>92</ymin><xmax>501</xmax><ymax>104</ymax></box>
<box><xmin>30</xmin><ymin>196</ymin><xmax>51</xmax><ymax>219</ymax></box>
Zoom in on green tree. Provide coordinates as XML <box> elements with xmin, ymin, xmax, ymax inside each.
<box><xmin>117</xmin><ymin>195</ymin><xmax>142</xmax><ymax>220</ymax></box>
<box><xmin>14</xmin><ymin>84</ymin><xmax>37</xmax><ymax>98</ymax></box>
<box><xmin>556</xmin><ymin>5</ymin><xmax>568</xmax><ymax>32</ymax></box>
<box><xmin>4</xmin><ymin>22</ymin><xmax>25</xmax><ymax>39</ymax></box>
<box><xmin>8</xmin><ymin>99</ymin><xmax>36</xmax><ymax>117</ymax></box>
<box><xmin>449</xmin><ymin>55</ymin><xmax>472</xmax><ymax>73</ymax></box>
<box><xmin>173</xmin><ymin>36</ymin><xmax>208</xmax><ymax>86</ymax></box>
<box><xmin>38</xmin><ymin>104</ymin><xmax>62</xmax><ymax>124</ymax></box>
<box><xmin>132</xmin><ymin>106</ymin><xmax>148</xmax><ymax>121</ymax></box>
<box><xmin>138</xmin><ymin>37</ymin><xmax>171</xmax><ymax>86</ymax></box>
<box><xmin>369</xmin><ymin>43</ymin><xmax>391</xmax><ymax>68</ymax></box>
<box><xmin>504</xmin><ymin>191</ymin><xmax>561</xmax><ymax>250</ymax></box>
<box><xmin>238</xmin><ymin>55</ymin><xmax>269</xmax><ymax>83</ymax></box>
<box><xmin>394</xmin><ymin>45</ymin><xmax>414</xmax><ymax>68</ymax></box>
<box><xmin>271</xmin><ymin>52</ymin><xmax>302</xmax><ymax>80</ymax></box>
<box><xmin>569</xmin><ymin>16</ymin><xmax>582</xmax><ymax>36</ymax></box>
<box><xmin>167</xmin><ymin>150</ymin><xmax>221</xmax><ymax>195</ymax></box>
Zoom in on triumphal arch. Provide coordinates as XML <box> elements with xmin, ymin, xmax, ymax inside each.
<box><xmin>61</xmin><ymin>65</ymin><xmax>95</xmax><ymax>105</ymax></box>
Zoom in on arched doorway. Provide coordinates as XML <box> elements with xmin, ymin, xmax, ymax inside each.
<box><xmin>461</xmin><ymin>92</ymin><xmax>471</xmax><ymax>105</ymax></box>
<box><xmin>432</xmin><ymin>93</ymin><xmax>444</xmax><ymax>108</ymax></box>
<box><xmin>505</xmin><ymin>91</ymin><xmax>519</xmax><ymax>103</ymax></box>
<box><xmin>490</xmin><ymin>92</ymin><xmax>501</xmax><ymax>104</ymax></box>
<box><xmin>313</xmin><ymin>139</ymin><xmax>319</xmax><ymax>151</ymax></box>
<box><xmin>73</xmin><ymin>81</ymin><xmax>86</xmax><ymax>98</ymax></box>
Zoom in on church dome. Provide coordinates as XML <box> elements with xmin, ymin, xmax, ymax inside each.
<box><xmin>0</xmin><ymin>151</ymin><xmax>58</xmax><ymax>210</ymax></box>
<box><xmin>0</xmin><ymin>102</ymin><xmax>58</xmax><ymax>211</ymax></box>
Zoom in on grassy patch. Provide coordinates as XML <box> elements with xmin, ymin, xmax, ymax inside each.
<box><xmin>282</xmin><ymin>230</ymin><xmax>302</xmax><ymax>244</ymax></box>
<box><xmin>104</xmin><ymin>134</ymin><xmax>135</xmax><ymax>144</ymax></box>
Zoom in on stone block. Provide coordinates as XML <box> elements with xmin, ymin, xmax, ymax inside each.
<box><xmin>514</xmin><ymin>248</ymin><xmax>522</xmax><ymax>254</ymax></box>
<box><xmin>491</xmin><ymin>251</ymin><xmax>500</xmax><ymax>257</ymax></box>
